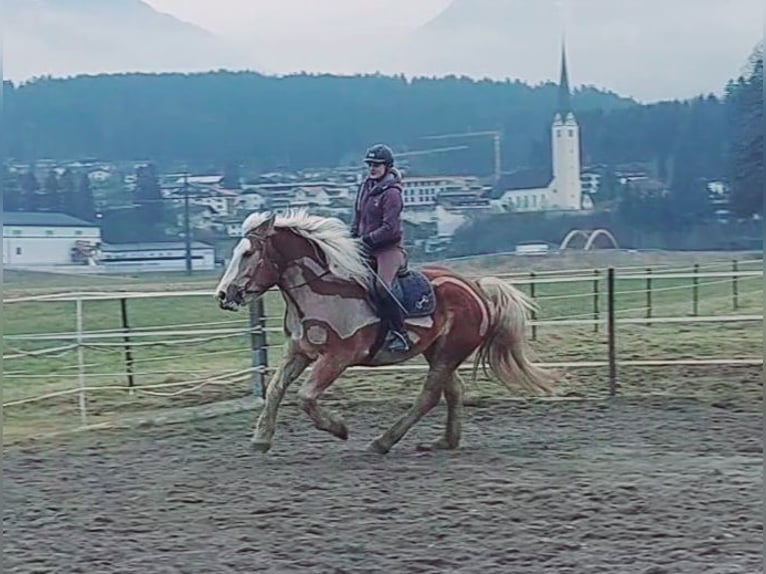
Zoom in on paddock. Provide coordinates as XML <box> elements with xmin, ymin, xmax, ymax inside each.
<box><xmin>4</xmin><ymin>391</ymin><xmax>761</xmax><ymax>573</ymax></box>
<box><xmin>3</xmin><ymin>250</ymin><xmax>763</xmax><ymax>572</ymax></box>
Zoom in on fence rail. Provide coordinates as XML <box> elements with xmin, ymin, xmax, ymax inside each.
<box><xmin>5</xmin><ymin>259</ymin><xmax>762</xmax><ymax>304</ymax></box>
<box><xmin>4</xmin><ymin>262</ymin><xmax>763</xmax><ymax>428</ymax></box>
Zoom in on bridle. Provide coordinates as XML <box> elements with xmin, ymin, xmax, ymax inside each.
<box><xmin>242</xmin><ymin>230</ymin><xmax>332</xmax><ymax>296</ymax></box>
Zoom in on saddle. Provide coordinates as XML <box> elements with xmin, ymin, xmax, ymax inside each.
<box><xmin>367</xmin><ymin>258</ymin><xmax>436</xmax><ymax>318</ymax></box>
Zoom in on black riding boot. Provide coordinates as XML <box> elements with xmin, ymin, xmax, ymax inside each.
<box><xmin>379</xmin><ymin>289</ymin><xmax>412</xmax><ymax>353</ymax></box>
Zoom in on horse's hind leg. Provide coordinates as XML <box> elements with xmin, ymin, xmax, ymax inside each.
<box><xmin>296</xmin><ymin>358</ymin><xmax>349</xmax><ymax>440</ymax></box>
<box><xmin>417</xmin><ymin>371</ymin><xmax>464</xmax><ymax>451</ymax></box>
<box><xmin>366</xmin><ymin>365</ymin><xmax>448</xmax><ymax>455</ymax></box>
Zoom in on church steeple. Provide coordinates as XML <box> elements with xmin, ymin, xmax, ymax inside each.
<box><xmin>557</xmin><ymin>41</ymin><xmax>572</xmax><ymax>119</ymax></box>
<box><xmin>550</xmin><ymin>34</ymin><xmax>582</xmax><ymax>211</ymax></box>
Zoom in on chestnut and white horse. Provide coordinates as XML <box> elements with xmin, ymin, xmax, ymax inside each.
<box><xmin>216</xmin><ymin>209</ymin><xmax>555</xmax><ymax>454</ymax></box>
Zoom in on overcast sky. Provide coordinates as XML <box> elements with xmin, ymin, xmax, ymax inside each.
<box><xmin>6</xmin><ymin>0</ymin><xmax>759</xmax><ymax>101</ymax></box>
<box><xmin>142</xmin><ymin>0</ymin><xmax>761</xmax><ymax>101</ymax></box>
<box><xmin>146</xmin><ymin>0</ymin><xmax>452</xmax><ymax>38</ymax></box>
<box><xmin>144</xmin><ymin>0</ymin><xmax>455</xmax><ymax>75</ymax></box>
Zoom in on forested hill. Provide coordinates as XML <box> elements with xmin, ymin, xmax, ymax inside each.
<box><xmin>2</xmin><ymin>70</ymin><xmax>724</xmax><ymax>181</ymax></box>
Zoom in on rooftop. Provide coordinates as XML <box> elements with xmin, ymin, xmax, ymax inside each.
<box><xmin>488</xmin><ymin>169</ymin><xmax>552</xmax><ymax>198</ymax></box>
<box><xmin>4</xmin><ymin>211</ymin><xmax>99</xmax><ymax>228</ymax></box>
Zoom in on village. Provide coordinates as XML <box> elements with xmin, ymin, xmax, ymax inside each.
<box><xmin>2</xmin><ymin>48</ymin><xmax>733</xmax><ymax>274</ymax></box>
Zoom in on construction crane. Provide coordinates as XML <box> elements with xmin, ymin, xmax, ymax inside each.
<box><xmin>421</xmin><ymin>130</ymin><xmax>502</xmax><ymax>183</ymax></box>
<box><xmin>395</xmin><ymin>145</ymin><xmax>469</xmax><ymax>159</ymax></box>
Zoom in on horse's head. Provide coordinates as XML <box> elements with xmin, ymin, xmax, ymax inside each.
<box><xmin>215</xmin><ymin>214</ymin><xmax>281</xmax><ymax>311</ymax></box>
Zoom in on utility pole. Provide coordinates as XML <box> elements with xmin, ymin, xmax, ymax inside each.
<box><xmin>183</xmin><ymin>172</ymin><xmax>192</xmax><ymax>276</ymax></box>
<box><xmin>395</xmin><ymin>146</ymin><xmax>469</xmax><ymax>159</ymax></box>
<box><xmin>493</xmin><ymin>132</ymin><xmax>502</xmax><ymax>185</ymax></box>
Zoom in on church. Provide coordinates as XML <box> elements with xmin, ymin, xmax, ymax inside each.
<box><xmin>489</xmin><ymin>43</ymin><xmax>592</xmax><ymax>213</ymax></box>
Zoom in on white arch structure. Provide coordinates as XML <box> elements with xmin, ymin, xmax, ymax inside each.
<box><xmin>560</xmin><ymin>229</ymin><xmax>619</xmax><ymax>250</ymax></box>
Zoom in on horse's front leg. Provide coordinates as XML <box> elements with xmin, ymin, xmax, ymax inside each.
<box><xmin>296</xmin><ymin>358</ymin><xmax>349</xmax><ymax>440</ymax></box>
<box><xmin>251</xmin><ymin>351</ymin><xmax>312</xmax><ymax>452</ymax></box>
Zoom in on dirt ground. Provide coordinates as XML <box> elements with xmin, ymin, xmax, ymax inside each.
<box><xmin>4</xmin><ymin>396</ymin><xmax>762</xmax><ymax>574</ymax></box>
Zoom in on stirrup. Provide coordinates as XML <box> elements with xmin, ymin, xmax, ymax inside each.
<box><xmin>386</xmin><ymin>330</ymin><xmax>411</xmax><ymax>352</ymax></box>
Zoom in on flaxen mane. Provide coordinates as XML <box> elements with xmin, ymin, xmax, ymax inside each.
<box><xmin>242</xmin><ymin>209</ymin><xmax>372</xmax><ymax>284</ymax></box>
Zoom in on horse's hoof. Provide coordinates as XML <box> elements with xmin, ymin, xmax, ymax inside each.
<box><xmin>333</xmin><ymin>422</ymin><xmax>349</xmax><ymax>441</ymax></box>
<box><xmin>416</xmin><ymin>438</ymin><xmax>458</xmax><ymax>452</ymax></box>
<box><xmin>366</xmin><ymin>439</ymin><xmax>390</xmax><ymax>455</ymax></box>
<box><xmin>250</xmin><ymin>438</ymin><xmax>272</xmax><ymax>453</ymax></box>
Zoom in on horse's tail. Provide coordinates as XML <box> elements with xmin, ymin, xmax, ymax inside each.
<box><xmin>473</xmin><ymin>276</ymin><xmax>556</xmax><ymax>395</ymax></box>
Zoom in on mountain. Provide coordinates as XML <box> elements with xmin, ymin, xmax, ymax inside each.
<box><xmin>2</xmin><ymin>0</ymin><xmax>252</xmax><ymax>82</ymax></box>
<box><xmin>378</xmin><ymin>0</ymin><xmax>762</xmax><ymax>102</ymax></box>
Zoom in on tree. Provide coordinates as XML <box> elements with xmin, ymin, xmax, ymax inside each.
<box><xmin>725</xmin><ymin>43</ymin><xmax>763</xmax><ymax>218</ymax></box>
<box><xmin>73</xmin><ymin>172</ymin><xmax>96</xmax><ymax>221</ymax></box>
<box><xmin>59</xmin><ymin>168</ymin><xmax>77</xmax><ymax>215</ymax></box>
<box><xmin>221</xmin><ymin>162</ymin><xmax>242</xmax><ymax>190</ymax></box>
<box><xmin>19</xmin><ymin>170</ymin><xmax>41</xmax><ymax>211</ymax></box>
<box><xmin>2</xmin><ymin>165</ymin><xmax>23</xmax><ymax>211</ymax></box>
<box><xmin>41</xmin><ymin>169</ymin><xmax>62</xmax><ymax>211</ymax></box>
<box><xmin>133</xmin><ymin>163</ymin><xmax>165</xmax><ymax>234</ymax></box>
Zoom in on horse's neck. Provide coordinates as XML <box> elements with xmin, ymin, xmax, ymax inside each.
<box><xmin>280</xmin><ymin>254</ymin><xmax>367</xmax><ymax>305</ymax></box>
<box><xmin>278</xmin><ymin>256</ymin><xmax>378</xmax><ymax>337</ymax></box>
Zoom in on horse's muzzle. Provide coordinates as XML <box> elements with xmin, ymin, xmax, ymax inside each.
<box><xmin>217</xmin><ymin>287</ymin><xmax>244</xmax><ymax>311</ymax></box>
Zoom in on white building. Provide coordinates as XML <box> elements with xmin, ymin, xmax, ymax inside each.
<box><xmin>238</xmin><ymin>190</ymin><xmax>267</xmax><ymax>212</ymax></box>
<box><xmin>580</xmin><ymin>170</ymin><xmax>602</xmax><ymax>198</ymax></box>
<box><xmin>490</xmin><ymin>43</ymin><xmax>591</xmax><ymax>213</ymax></box>
<box><xmin>100</xmin><ymin>241</ymin><xmax>216</xmax><ymax>273</ymax></box>
<box><xmin>401</xmin><ymin>176</ymin><xmax>478</xmax><ymax>208</ymax></box>
<box><xmin>88</xmin><ymin>168</ymin><xmax>112</xmax><ymax>183</ymax></box>
<box><xmin>191</xmin><ymin>193</ymin><xmax>237</xmax><ymax>216</ymax></box>
<box><xmin>3</xmin><ymin>212</ymin><xmax>101</xmax><ymax>268</ymax></box>
<box><xmin>292</xmin><ymin>186</ymin><xmax>332</xmax><ymax>208</ymax></box>
<box><xmin>164</xmin><ymin>187</ymin><xmax>239</xmax><ymax>217</ymax></box>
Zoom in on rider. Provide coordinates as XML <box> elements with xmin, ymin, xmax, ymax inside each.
<box><xmin>351</xmin><ymin>143</ymin><xmax>412</xmax><ymax>353</ymax></box>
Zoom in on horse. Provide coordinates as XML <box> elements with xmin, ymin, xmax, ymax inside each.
<box><xmin>215</xmin><ymin>209</ymin><xmax>556</xmax><ymax>454</ymax></box>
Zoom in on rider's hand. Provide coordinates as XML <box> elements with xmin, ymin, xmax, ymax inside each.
<box><xmin>361</xmin><ymin>235</ymin><xmax>375</xmax><ymax>251</ymax></box>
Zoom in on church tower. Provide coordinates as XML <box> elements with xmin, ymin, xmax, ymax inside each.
<box><xmin>551</xmin><ymin>42</ymin><xmax>582</xmax><ymax>210</ymax></box>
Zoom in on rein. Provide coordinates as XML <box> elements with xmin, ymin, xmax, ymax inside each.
<box><xmin>283</xmin><ymin>267</ymin><xmax>332</xmax><ymax>290</ymax></box>
<box><xmin>245</xmin><ymin>230</ymin><xmax>333</xmax><ymax>294</ymax></box>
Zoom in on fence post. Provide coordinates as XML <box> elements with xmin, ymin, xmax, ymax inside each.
<box><xmin>529</xmin><ymin>272</ymin><xmax>537</xmax><ymax>341</ymax></box>
<box><xmin>646</xmin><ymin>268</ymin><xmax>652</xmax><ymax>325</ymax></box>
<box><xmin>75</xmin><ymin>298</ymin><xmax>88</xmax><ymax>426</ymax></box>
<box><xmin>732</xmin><ymin>260</ymin><xmax>739</xmax><ymax>310</ymax></box>
<box><xmin>607</xmin><ymin>267</ymin><xmax>617</xmax><ymax>397</ymax></box>
<box><xmin>119</xmin><ymin>298</ymin><xmax>135</xmax><ymax>392</ymax></box>
<box><xmin>692</xmin><ymin>263</ymin><xmax>699</xmax><ymax>316</ymax></box>
<box><xmin>249</xmin><ymin>298</ymin><xmax>269</xmax><ymax>399</ymax></box>
<box><xmin>529</xmin><ymin>271</ymin><xmax>537</xmax><ymax>341</ymax></box>
<box><xmin>592</xmin><ymin>269</ymin><xmax>600</xmax><ymax>333</ymax></box>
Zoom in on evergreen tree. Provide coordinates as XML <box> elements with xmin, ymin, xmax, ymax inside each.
<box><xmin>595</xmin><ymin>165</ymin><xmax>621</xmax><ymax>204</ymax></box>
<box><xmin>134</xmin><ymin>163</ymin><xmax>164</xmax><ymax>231</ymax></box>
<box><xmin>221</xmin><ymin>162</ymin><xmax>242</xmax><ymax>190</ymax></box>
<box><xmin>59</xmin><ymin>168</ymin><xmax>77</xmax><ymax>215</ymax></box>
<box><xmin>41</xmin><ymin>169</ymin><xmax>62</xmax><ymax>212</ymax></box>
<box><xmin>725</xmin><ymin>43</ymin><xmax>763</xmax><ymax>218</ymax></box>
<box><xmin>2</xmin><ymin>165</ymin><xmax>23</xmax><ymax>211</ymax></box>
<box><xmin>19</xmin><ymin>170</ymin><xmax>41</xmax><ymax>211</ymax></box>
<box><xmin>74</xmin><ymin>172</ymin><xmax>96</xmax><ymax>221</ymax></box>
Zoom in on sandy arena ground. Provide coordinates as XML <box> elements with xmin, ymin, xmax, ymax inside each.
<box><xmin>4</xmin><ymin>395</ymin><xmax>762</xmax><ymax>574</ymax></box>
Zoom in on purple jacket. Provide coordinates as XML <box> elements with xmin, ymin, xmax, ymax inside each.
<box><xmin>351</xmin><ymin>168</ymin><xmax>404</xmax><ymax>251</ymax></box>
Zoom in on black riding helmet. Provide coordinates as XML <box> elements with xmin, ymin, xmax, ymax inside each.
<box><xmin>364</xmin><ymin>144</ymin><xmax>395</xmax><ymax>167</ymax></box>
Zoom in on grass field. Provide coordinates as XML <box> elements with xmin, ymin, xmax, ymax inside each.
<box><xmin>3</xmin><ymin>249</ymin><xmax>763</xmax><ymax>442</ymax></box>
